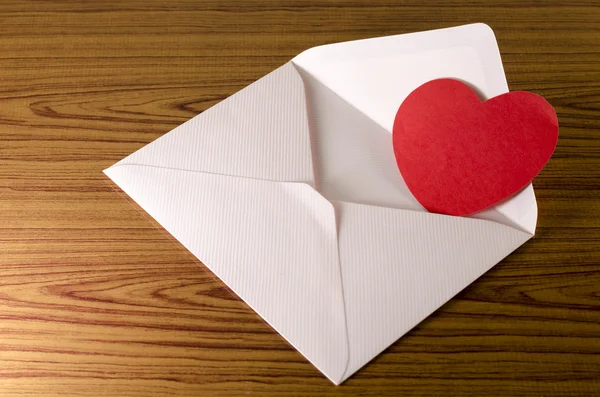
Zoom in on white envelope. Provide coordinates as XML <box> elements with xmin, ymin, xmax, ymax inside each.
<box><xmin>104</xmin><ymin>23</ymin><xmax>537</xmax><ymax>384</ymax></box>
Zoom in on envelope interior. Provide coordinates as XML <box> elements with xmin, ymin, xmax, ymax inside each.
<box><xmin>295</xmin><ymin>65</ymin><xmax>425</xmax><ymax>211</ymax></box>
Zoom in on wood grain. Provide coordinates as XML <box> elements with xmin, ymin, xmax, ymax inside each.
<box><xmin>1</xmin><ymin>1</ymin><xmax>599</xmax><ymax>396</ymax></box>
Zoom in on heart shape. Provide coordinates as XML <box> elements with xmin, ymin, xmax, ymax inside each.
<box><xmin>392</xmin><ymin>79</ymin><xmax>558</xmax><ymax>216</ymax></box>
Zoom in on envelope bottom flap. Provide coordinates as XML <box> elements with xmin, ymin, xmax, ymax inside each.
<box><xmin>334</xmin><ymin>200</ymin><xmax>532</xmax><ymax>381</ymax></box>
<box><xmin>104</xmin><ymin>164</ymin><xmax>350</xmax><ymax>384</ymax></box>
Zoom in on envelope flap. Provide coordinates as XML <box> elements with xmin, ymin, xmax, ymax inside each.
<box><xmin>113</xmin><ymin>62</ymin><xmax>314</xmax><ymax>184</ymax></box>
<box><xmin>293</xmin><ymin>23</ymin><xmax>537</xmax><ymax>234</ymax></box>
<box><xmin>292</xmin><ymin>23</ymin><xmax>505</xmax><ymax>133</ymax></box>
<box><xmin>105</xmin><ymin>164</ymin><xmax>350</xmax><ymax>384</ymax></box>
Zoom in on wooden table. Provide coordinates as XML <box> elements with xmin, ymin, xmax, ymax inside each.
<box><xmin>1</xmin><ymin>1</ymin><xmax>599</xmax><ymax>396</ymax></box>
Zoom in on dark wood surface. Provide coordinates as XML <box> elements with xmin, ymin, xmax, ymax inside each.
<box><xmin>1</xmin><ymin>1</ymin><xmax>599</xmax><ymax>396</ymax></box>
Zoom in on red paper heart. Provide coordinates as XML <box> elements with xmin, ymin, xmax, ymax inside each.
<box><xmin>392</xmin><ymin>79</ymin><xmax>558</xmax><ymax>216</ymax></box>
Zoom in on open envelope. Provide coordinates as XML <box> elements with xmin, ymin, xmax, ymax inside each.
<box><xmin>104</xmin><ymin>23</ymin><xmax>537</xmax><ymax>384</ymax></box>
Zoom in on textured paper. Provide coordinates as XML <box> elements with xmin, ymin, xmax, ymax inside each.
<box><xmin>393</xmin><ymin>78</ymin><xmax>558</xmax><ymax>216</ymax></box>
<box><xmin>104</xmin><ymin>23</ymin><xmax>537</xmax><ymax>384</ymax></box>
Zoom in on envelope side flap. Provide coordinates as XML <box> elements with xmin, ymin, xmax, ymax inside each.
<box><xmin>104</xmin><ymin>164</ymin><xmax>350</xmax><ymax>384</ymax></box>
<box><xmin>110</xmin><ymin>62</ymin><xmax>314</xmax><ymax>184</ymax></box>
<box><xmin>334</xmin><ymin>201</ymin><xmax>532</xmax><ymax>381</ymax></box>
